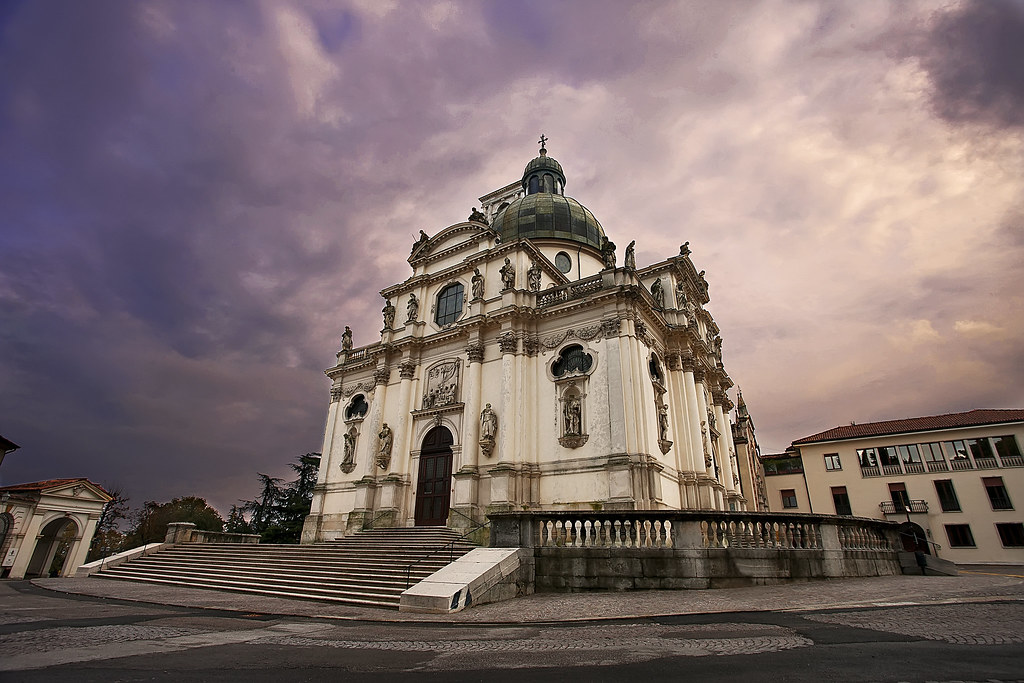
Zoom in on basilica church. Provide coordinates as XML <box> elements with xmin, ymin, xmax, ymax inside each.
<box><xmin>302</xmin><ymin>141</ymin><xmax>765</xmax><ymax>542</ymax></box>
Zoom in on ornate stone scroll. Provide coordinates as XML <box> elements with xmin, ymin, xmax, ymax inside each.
<box><xmin>601</xmin><ymin>317</ymin><xmax>621</xmax><ymax>339</ymax></box>
<box><xmin>330</xmin><ymin>385</ymin><xmax>344</xmax><ymax>403</ymax></box>
<box><xmin>422</xmin><ymin>360</ymin><xmax>460</xmax><ymax>409</ymax></box>
<box><xmin>374</xmin><ymin>367</ymin><xmax>391</xmax><ymax>385</ymax></box>
<box><xmin>466</xmin><ymin>341</ymin><xmax>485</xmax><ymax>363</ymax></box>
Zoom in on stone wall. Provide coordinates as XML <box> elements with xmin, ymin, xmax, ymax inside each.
<box><xmin>489</xmin><ymin>510</ymin><xmax>900</xmax><ymax>591</ymax></box>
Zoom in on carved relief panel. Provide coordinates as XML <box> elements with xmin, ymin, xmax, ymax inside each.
<box><xmin>421</xmin><ymin>359</ymin><xmax>462</xmax><ymax>409</ymax></box>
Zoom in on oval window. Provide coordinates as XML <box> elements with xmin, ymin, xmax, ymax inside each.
<box><xmin>555</xmin><ymin>251</ymin><xmax>572</xmax><ymax>274</ymax></box>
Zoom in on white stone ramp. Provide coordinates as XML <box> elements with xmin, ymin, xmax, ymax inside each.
<box><xmin>400</xmin><ymin>548</ymin><xmax>526</xmax><ymax>613</ymax></box>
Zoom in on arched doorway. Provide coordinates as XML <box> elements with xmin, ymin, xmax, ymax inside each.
<box><xmin>25</xmin><ymin>517</ymin><xmax>79</xmax><ymax>578</ymax></box>
<box><xmin>415</xmin><ymin>426</ymin><xmax>454</xmax><ymax>526</ymax></box>
<box><xmin>897</xmin><ymin>521</ymin><xmax>930</xmax><ymax>554</ymax></box>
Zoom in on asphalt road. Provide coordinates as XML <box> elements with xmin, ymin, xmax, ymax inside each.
<box><xmin>2</xmin><ymin>580</ymin><xmax>1023</xmax><ymax>682</ymax></box>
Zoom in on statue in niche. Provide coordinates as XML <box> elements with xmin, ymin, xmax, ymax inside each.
<box><xmin>499</xmin><ymin>257</ymin><xmax>516</xmax><ymax>290</ymax></box>
<box><xmin>564</xmin><ymin>395</ymin><xmax>582</xmax><ymax>435</ymax></box>
<box><xmin>527</xmin><ymin>260</ymin><xmax>541</xmax><ymax>292</ymax></box>
<box><xmin>601</xmin><ymin>237</ymin><xmax>616</xmax><ymax>269</ymax></box>
<box><xmin>468</xmin><ymin>207</ymin><xmax>488</xmax><ymax>224</ymax></box>
<box><xmin>376</xmin><ymin>423</ymin><xmax>393</xmax><ymax>470</ymax></box>
<box><xmin>650</xmin><ymin>278</ymin><xmax>664</xmax><ymax>308</ymax></box>
<box><xmin>658</xmin><ymin>403</ymin><xmax>669</xmax><ymax>441</ymax></box>
<box><xmin>382</xmin><ymin>300</ymin><xmax>395</xmax><ymax>329</ymax></box>
<box><xmin>479</xmin><ymin>403</ymin><xmax>498</xmax><ymax>458</ymax></box>
<box><xmin>340</xmin><ymin>432</ymin><xmax>356</xmax><ymax>473</ymax></box>
<box><xmin>471</xmin><ymin>268</ymin><xmax>484</xmax><ymax>299</ymax></box>
<box><xmin>341</xmin><ymin>326</ymin><xmax>353</xmax><ymax>351</ymax></box>
<box><xmin>624</xmin><ymin>240</ymin><xmax>636</xmax><ymax>270</ymax></box>
<box><xmin>675</xmin><ymin>279</ymin><xmax>687</xmax><ymax>308</ymax></box>
<box><xmin>713</xmin><ymin>335</ymin><xmax>723</xmax><ymax>359</ymax></box>
<box><xmin>406</xmin><ymin>293</ymin><xmax>419</xmax><ymax>323</ymax></box>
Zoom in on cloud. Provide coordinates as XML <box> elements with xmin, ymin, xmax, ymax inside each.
<box><xmin>1</xmin><ymin>0</ymin><xmax>1022</xmax><ymax>512</ymax></box>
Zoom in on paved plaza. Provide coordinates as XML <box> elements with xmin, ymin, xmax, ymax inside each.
<box><xmin>1</xmin><ymin>568</ymin><xmax>1023</xmax><ymax>681</ymax></box>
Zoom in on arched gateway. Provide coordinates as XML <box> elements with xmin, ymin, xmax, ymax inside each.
<box><xmin>414</xmin><ymin>426</ymin><xmax>454</xmax><ymax>526</ymax></box>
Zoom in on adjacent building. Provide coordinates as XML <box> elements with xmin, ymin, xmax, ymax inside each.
<box><xmin>763</xmin><ymin>409</ymin><xmax>1024</xmax><ymax>564</ymax></box>
<box><xmin>0</xmin><ymin>478</ymin><xmax>111</xmax><ymax>579</ymax></box>
<box><xmin>303</xmin><ymin>143</ymin><xmax>764</xmax><ymax>542</ymax></box>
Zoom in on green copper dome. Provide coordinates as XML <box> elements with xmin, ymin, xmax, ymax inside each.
<box><xmin>491</xmin><ymin>147</ymin><xmax>605</xmax><ymax>251</ymax></box>
<box><xmin>491</xmin><ymin>193</ymin><xmax>605</xmax><ymax>251</ymax></box>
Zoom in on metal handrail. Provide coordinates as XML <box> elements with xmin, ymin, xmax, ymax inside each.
<box><xmin>403</xmin><ymin>515</ymin><xmax>491</xmax><ymax>588</ymax></box>
<box><xmin>898</xmin><ymin>530</ymin><xmax>942</xmax><ymax>554</ymax></box>
<box><xmin>361</xmin><ymin>509</ymin><xmax>394</xmax><ymax>531</ymax></box>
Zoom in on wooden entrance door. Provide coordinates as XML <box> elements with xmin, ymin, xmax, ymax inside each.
<box><xmin>415</xmin><ymin>426</ymin><xmax>454</xmax><ymax>526</ymax></box>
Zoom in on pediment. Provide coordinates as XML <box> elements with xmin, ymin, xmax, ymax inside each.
<box><xmin>42</xmin><ymin>480</ymin><xmax>112</xmax><ymax>503</ymax></box>
<box><xmin>409</xmin><ymin>222</ymin><xmax>493</xmax><ymax>262</ymax></box>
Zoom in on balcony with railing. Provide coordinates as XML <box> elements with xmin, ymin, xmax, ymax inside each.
<box><xmin>879</xmin><ymin>500</ymin><xmax>929</xmax><ymax>515</ymax></box>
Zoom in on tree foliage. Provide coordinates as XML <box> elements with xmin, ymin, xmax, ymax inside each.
<box><xmin>240</xmin><ymin>452</ymin><xmax>320</xmax><ymax>544</ymax></box>
<box><xmin>87</xmin><ymin>486</ymin><xmax>130</xmax><ymax>561</ymax></box>
<box><xmin>124</xmin><ymin>496</ymin><xmax>225</xmax><ymax>546</ymax></box>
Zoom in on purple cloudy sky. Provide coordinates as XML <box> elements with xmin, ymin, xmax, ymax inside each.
<box><xmin>2</xmin><ymin>1</ymin><xmax>1022</xmax><ymax>515</ymax></box>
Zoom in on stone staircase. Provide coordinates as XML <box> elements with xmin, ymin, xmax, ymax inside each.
<box><xmin>95</xmin><ymin>527</ymin><xmax>477</xmax><ymax>609</ymax></box>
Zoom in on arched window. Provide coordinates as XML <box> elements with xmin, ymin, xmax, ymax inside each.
<box><xmin>543</xmin><ymin>174</ymin><xmax>554</xmax><ymax>193</ymax></box>
<box><xmin>435</xmin><ymin>283</ymin><xmax>464</xmax><ymax>326</ymax></box>
<box><xmin>345</xmin><ymin>394</ymin><xmax>368</xmax><ymax>420</ymax></box>
<box><xmin>552</xmin><ymin>344</ymin><xmax>593</xmax><ymax>377</ymax></box>
<box><xmin>528</xmin><ymin>175</ymin><xmax>540</xmax><ymax>194</ymax></box>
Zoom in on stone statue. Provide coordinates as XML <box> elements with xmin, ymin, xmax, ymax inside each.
<box><xmin>411</xmin><ymin>230</ymin><xmax>430</xmax><ymax>256</ymax></box>
<box><xmin>406</xmin><ymin>293</ymin><xmax>419</xmax><ymax>322</ymax></box>
<box><xmin>624</xmin><ymin>240</ymin><xmax>636</xmax><ymax>270</ymax></box>
<box><xmin>650</xmin><ymin>278</ymin><xmax>664</xmax><ymax>308</ymax></box>
<box><xmin>564</xmin><ymin>396</ymin><xmax>582</xmax><ymax>435</ymax></box>
<box><xmin>601</xmin><ymin>237</ymin><xmax>616</xmax><ymax>269</ymax></box>
<box><xmin>480</xmin><ymin>403</ymin><xmax>497</xmax><ymax>441</ymax></box>
<box><xmin>658</xmin><ymin>403</ymin><xmax>669</xmax><ymax>441</ymax></box>
<box><xmin>376</xmin><ymin>423</ymin><xmax>393</xmax><ymax>470</ymax></box>
<box><xmin>382</xmin><ymin>300</ymin><xmax>395</xmax><ymax>329</ymax></box>
<box><xmin>679</xmin><ymin>241</ymin><xmax>690</xmax><ymax>257</ymax></box>
<box><xmin>341</xmin><ymin>432</ymin><xmax>356</xmax><ymax>473</ymax></box>
<box><xmin>469</xmin><ymin>207</ymin><xmax>488</xmax><ymax>224</ymax></box>
<box><xmin>527</xmin><ymin>260</ymin><xmax>541</xmax><ymax>292</ymax></box>
<box><xmin>499</xmin><ymin>257</ymin><xmax>516</xmax><ymax>290</ymax></box>
<box><xmin>675</xmin><ymin>279</ymin><xmax>686</xmax><ymax>308</ymax></box>
<box><xmin>471</xmin><ymin>268</ymin><xmax>484</xmax><ymax>299</ymax></box>
<box><xmin>341</xmin><ymin>326</ymin><xmax>353</xmax><ymax>351</ymax></box>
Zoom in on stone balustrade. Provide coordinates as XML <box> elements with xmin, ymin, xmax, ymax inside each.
<box><xmin>489</xmin><ymin>511</ymin><xmax>901</xmax><ymax>591</ymax></box>
<box><xmin>537</xmin><ymin>274</ymin><xmax>603</xmax><ymax>308</ymax></box>
<box><xmin>164</xmin><ymin>522</ymin><xmax>261</xmax><ymax>545</ymax></box>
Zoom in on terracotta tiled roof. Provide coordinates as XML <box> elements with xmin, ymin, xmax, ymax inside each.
<box><xmin>792</xmin><ymin>409</ymin><xmax>1024</xmax><ymax>445</ymax></box>
<box><xmin>0</xmin><ymin>478</ymin><xmax>109</xmax><ymax>496</ymax></box>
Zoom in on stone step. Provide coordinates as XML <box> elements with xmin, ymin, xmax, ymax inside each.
<box><xmin>98</xmin><ymin>574</ymin><xmax>402</xmax><ymax>608</ymax></box>
<box><xmin>99</xmin><ymin>566</ymin><xmax>412</xmax><ymax>597</ymax></box>
<box><xmin>95</xmin><ymin>526</ymin><xmax>477</xmax><ymax>610</ymax></box>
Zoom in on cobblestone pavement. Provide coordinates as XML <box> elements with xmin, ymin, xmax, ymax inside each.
<box><xmin>4</xmin><ymin>579</ymin><xmax>1024</xmax><ymax>679</ymax></box>
<box><xmin>32</xmin><ymin>568</ymin><xmax>1024</xmax><ymax>623</ymax></box>
<box><xmin>802</xmin><ymin>602</ymin><xmax>1024</xmax><ymax>645</ymax></box>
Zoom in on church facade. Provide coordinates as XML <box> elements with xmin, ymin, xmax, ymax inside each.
<box><xmin>303</xmin><ymin>144</ymin><xmax>762</xmax><ymax>542</ymax></box>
